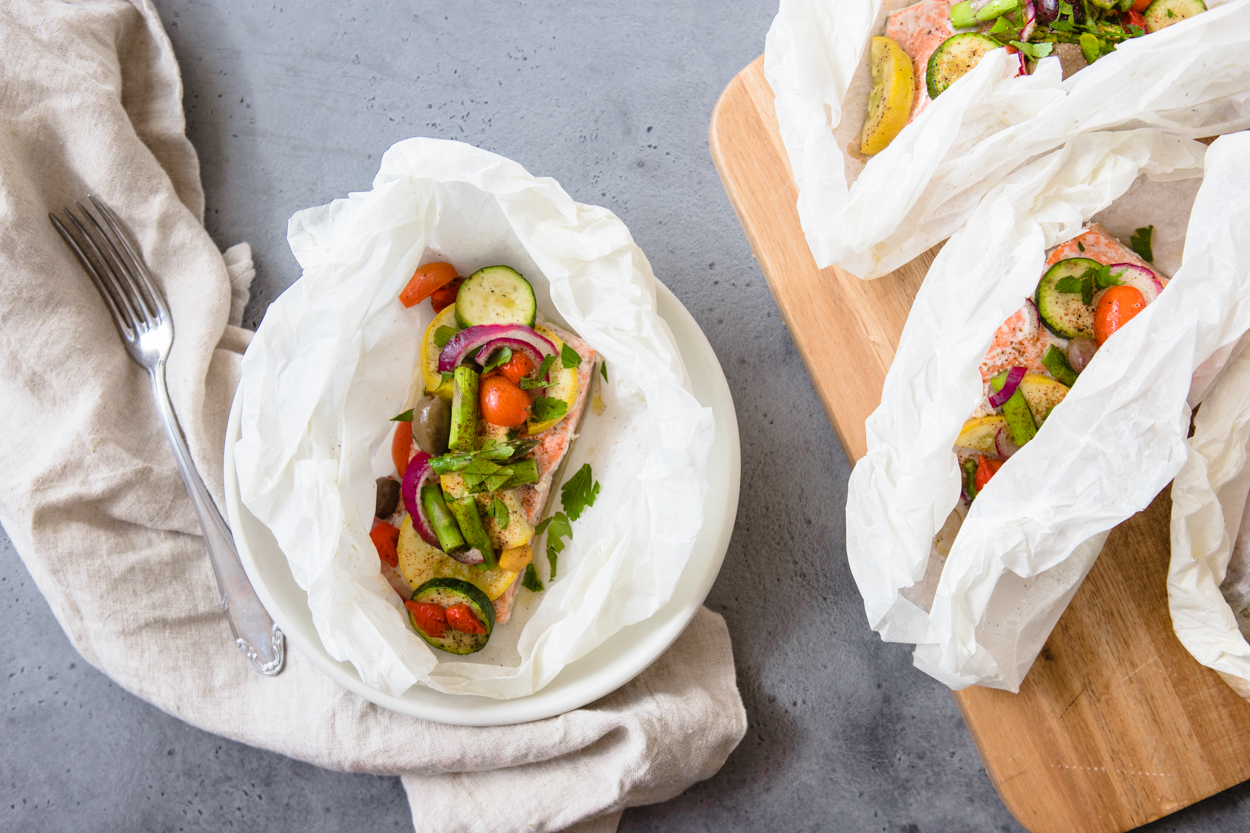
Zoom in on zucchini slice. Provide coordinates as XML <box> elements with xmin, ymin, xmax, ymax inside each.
<box><xmin>926</xmin><ymin>33</ymin><xmax>1000</xmax><ymax>99</ymax></box>
<box><xmin>408</xmin><ymin>577</ymin><xmax>495</xmax><ymax>655</ymax></box>
<box><xmin>455</xmin><ymin>266</ymin><xmax>537</xmax><ymax>328</ymax></box>
<box><xmin>1035</xmin><ymin>257</ymin><xmax>1101</xmax><ymax>339</ymax></box>
<box><xmin>1144</xmin><ymin>0</ymin><xmax>1205</xmax><ymax>32</ymax></box>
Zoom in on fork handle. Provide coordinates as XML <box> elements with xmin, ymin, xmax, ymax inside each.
<box><xmin>150</xmin><ymin>363</ymin><xmax>285</xmax><ymax>676</ymax></box>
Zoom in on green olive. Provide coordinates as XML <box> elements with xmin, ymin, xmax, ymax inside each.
<box><xmin>412</xmin><ymin>394</ymin><xmax>451</xmax><ymax>456</ymax></box>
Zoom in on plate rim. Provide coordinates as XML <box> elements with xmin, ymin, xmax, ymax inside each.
<box><xmin>223</xmin><ymin>279</ymin><xmax>740</xmax><ymax>725</ymax></box>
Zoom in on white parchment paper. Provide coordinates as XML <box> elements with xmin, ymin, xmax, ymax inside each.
<box><xmin>764</xmin><ymin>0</ymin><xmax>1250</xmax><ymax>279</ymax></box>
<box><xmin>847</xmin><ymin>131</ymin><xmax>1250</xmax><ymax>691</ymax></box>
<box><xmin>1169</xmin><ymin>149</ymin><xmax>1250</xmax><ymax>700</ymax></box>
<box><xmin>233</xmin><ymin>138</ymin><xmax>714</xmax><ymax>699</ymax></box>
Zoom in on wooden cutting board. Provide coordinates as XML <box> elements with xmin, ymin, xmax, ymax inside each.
<box><xmin>710</xmin><ymin>55</ymin><xmax>1250</xmax><ymax>833</ymax></box>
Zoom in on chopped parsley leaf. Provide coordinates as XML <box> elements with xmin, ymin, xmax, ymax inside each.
<box><xmin>560</xmin><ymin>464</ymin><xmax>600</xmax><ymax>523</ymax></box>
<box><xmin>1130</xmin><ymin>225</ymin><xmax>1154</xmax><ymax>263</ymax></box>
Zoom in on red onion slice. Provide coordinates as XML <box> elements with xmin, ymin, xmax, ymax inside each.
<box><xmin>1020</xmin><ymin>0</ymin><xmax>1037</xmax><ymax>40</ymax></box>
<box><xmin>995</xmin><ymin>426</ymin><xmax>1020</xmax><ymax>459</ymax></box>
<box><xmin>400</xmin><ymin>450</ymin><xmax>485</xmax><ymax>565</ymax></box>
<box><xmin>438</xmin><ymin>324</ymin><xmax>556</xmax><ymax>373</ymax></box>
<box><xmin>472</xmin><ymin>337</ymin><xmax>548</xmax><ymax>369</ymax></box>
<box><xmin>401</xmin><ymin>451</ymin><xmax>440</xmax><ymax>548</ymax></box>
<box><xmin>1021</xmin><ymin>298</ymin><xmax>1040</xmax><ymax>337</ymax></box>
<box><xmin>988</xmin><ymin>366</ymin><xmax>1026</xmax><ymax>408</ymax></box>
<box><xmin>1107</xmin><ymin>263</ymin><xmax>1165</xmax><ymax>304</ymax></box>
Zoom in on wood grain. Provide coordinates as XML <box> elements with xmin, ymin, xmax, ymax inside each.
<box><xmin>709</xmin><ymin>55</ymin><xmax>1250</xmax><ymax>833</ymax></box>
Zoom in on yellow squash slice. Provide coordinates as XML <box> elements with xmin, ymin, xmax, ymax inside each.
<box><xmin>396</xmin><ymin>515</ymin><xmax>518</xmax><ymax>600</ymax></box>
<box><xmin>1018</xmin><ymin>373</ymin><xmax>1069</xmax><ymax>427</ymax></box>
<box><xmin>860</xmin><ymin>36</ymin><xmax>914</xmax><ymax>156</ymax></box>
<box><xmin>955</xmin><ymin>415</ymin><xmax>1008</xmax><ymax>453</ymax></box>
<box><xmin>419</xmin><ymin>305</ymin><xmax>458</xmax><ymax>400</ymax></box>
<box><xmin>526</xmin><ymin>324</ymin><xmax>579</xmax><ymax>435</ymax></box>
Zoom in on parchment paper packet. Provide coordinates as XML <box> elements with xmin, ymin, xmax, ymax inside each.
<box><xmin>1170</xmin><ymin>201</ymin><xmax>1250</xmax><ymax>704</ymax></box>
<box><xmin>846</xmin><ymin>130</ymin><xmax>1250</xmax><ymax>692</ymax></box>
<box><xmin>763</xmin><ymin>0</ymin><xmax>1250</xmax><ymax>280</ymax></box>
<box><xmin>234</xmin><ymin>138</ymin><xmax>714</xmax><ymax>699</ymax></box>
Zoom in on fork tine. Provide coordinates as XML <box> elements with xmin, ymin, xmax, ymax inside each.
<box><xmin>50</xmin><ymin>210</ymin><xmax>135</xmax><ymax>339</ymax></box>
<box><xmin>75</xmin><ymin>201</ymin><xmax>158</xmax><ymax>325</ymax></box>
<box><xmin>89</xmin><ymin>196</ymin><xmax>169</xmax><ymax>320</ymax></box>
<box><xmin>61</xmin><ymin>205</ymin><xmax>143</xmax><ymax>332</ymax></box>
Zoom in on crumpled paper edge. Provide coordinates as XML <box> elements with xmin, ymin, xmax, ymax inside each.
<box><xmin>764</xmin><ymin>0</ymin><xmax>1250</xmax><ymax>279</ymax></box>
<box><xmin>844</xmin><ymin>130</ymin><xmax>1250</xmax><ymax>691</ymax></box>
<box><xmin>1170</xmin><ymin>318</ymin><xmax>1250</xmax><ymax>703</ymax></box>
<box><xmin>235</xmin><ymin>138</ymin><xmax>714</xmax><ymax>699</ymax></box>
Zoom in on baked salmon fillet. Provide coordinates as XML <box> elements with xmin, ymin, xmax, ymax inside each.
<box><xmin>486</xmin><ymin>322</ymin><xmax>596</xmax><ymax>624</ymax></box>
<box><xmin>886</xmin><ymin>0</ymin><xmax>957</xmax><ymax>121</ymax></box>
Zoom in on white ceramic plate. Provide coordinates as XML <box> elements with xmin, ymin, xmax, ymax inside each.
<box><xmin>223</xmin><ymin>280</ymin><xmax>740</xmax><ymax>726</ymax></box>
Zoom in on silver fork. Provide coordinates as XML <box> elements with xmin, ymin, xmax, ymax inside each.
<box><xmin>51</xmin><ymin>197</ymin><xmax>284</xmax><ymax>677</ymax></box>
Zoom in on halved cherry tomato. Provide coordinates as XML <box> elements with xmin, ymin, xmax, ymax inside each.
<box><xmin>1124</xmin><ymin>8</ymin><xmax>1146</xmax><ymax>26</ymax></box>
<box><xmin>405</xmin><ymin>601</ymin><xmax>448</xmax><ymax>637</ymax></box>
<box><xmin>1130</xmin><ymin>0</ymin><xmax>1150</xmax><ymax>12</ymax></box>
<box><xmin>497</xmin><ymin>351</ymin><xmax>536</xmax><ymax>386</ymax></box>
<box><xmin>399</xmin><ymin>261</ymin><xmax>459</xmax><ymax>309</ymax></box>
<box><xmin>479</xmin><ymin>373</ymin><xmax>531</xmax><ymax>427</ymax></box>
<box><xmin>391</xmin><ymin>421</ymin><xmax>414</xmax><ymax>477</ymax></box>
<box><xmin>370</xmin><ymin>521</ymin><xmax>400</xmax><ymax>568</ymax></box>
<box><xmin>445</xmin><ymin>604</ymin><xmax>487</xmax><ymax>634</ymax></box>
<box><xmin>974</xmin><ymin>456</ymin><xmax>1005</xmax><ymax>492</ymax></box>
<box><xmin>430</xmin><ymin>276</ymin><xmax>464</xmax><ymax>313</ymax></box>
<box><xmin>1093</xmin><ymin>285</ymin><xmax>1147</xmax><ymax>346</ymax></box>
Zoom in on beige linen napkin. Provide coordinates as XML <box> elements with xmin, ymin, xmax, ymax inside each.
<box><xmin>0</xmin><ymin>3</ymin><xmax>746</xmax><ymax>831</ymax></box>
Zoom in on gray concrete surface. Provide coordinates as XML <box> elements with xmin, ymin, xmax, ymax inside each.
<box><xmin>6</xmin><ymin>1</ymin><xmax>1250</xmax><ymax>831</ymax></box>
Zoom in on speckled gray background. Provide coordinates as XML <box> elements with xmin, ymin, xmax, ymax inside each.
<box><xmin>6</xmin><ymin>1</ymin><xmax>1250</xmax><ymax>831</ymax></box>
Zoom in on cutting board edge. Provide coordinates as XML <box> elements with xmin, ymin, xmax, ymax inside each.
<box><xmin>708</xmin><ymin>60</ymin><xmax>870</xmax><ymax>468</ymax></box>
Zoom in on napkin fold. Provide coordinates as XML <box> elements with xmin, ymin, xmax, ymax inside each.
<box><xmin>0</xmin><ymin>2</ymin><xmax>746</xmax><ymax>831</ymax></box>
